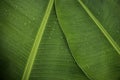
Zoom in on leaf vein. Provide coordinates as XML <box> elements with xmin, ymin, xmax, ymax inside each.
<box><xmin>21</xmin><ymin>0</ymin><xmax>54</xmax><ymax>80</ymax></box>
<box><xmin>78</xmin><ymin>0</ymin><xmax>120</xmax><ymax>55</ymax></box>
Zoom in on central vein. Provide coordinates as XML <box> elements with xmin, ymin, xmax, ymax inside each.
<box><xmin>78</xmin><ymin>0</ymin><xmax>120</xmax><ymax>55</ymax></box>
<box><xmin>22</xmin><ymin>0</ymin><xmax>54</xmax><ymax>80</ymax></box>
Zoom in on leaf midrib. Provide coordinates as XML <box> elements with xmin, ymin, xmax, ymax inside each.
<box><xmin>21</xmin><ymin>0</ymin><xmax>54</xmax><ymax>80</ymax></box>
<box><xmin>78</xmin><ymin>0</ymin><xmax>120</xmax><ymax>55</ymax></box>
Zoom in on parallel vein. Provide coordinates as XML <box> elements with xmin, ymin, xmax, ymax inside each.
<box><xmin>78</xmin><ymin>0</ymin><xmax>120</xmax><ymax>55</ymax></box>
<box><xmin>21</xmin><ymin>0</ymin><xmax>54</xmax><ymax>80</ymax></box>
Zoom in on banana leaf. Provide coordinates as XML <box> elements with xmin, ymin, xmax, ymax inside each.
<box><xmin>55</xmin><ymin>0</ymin><xmax>120</xmax><ymax>80</ymax></box>
<box><xmin>0</xmin><ymin>0</ymin><xmax>120</xmax><ymax>80</ymax></box>
<box><xmin>0</xmin><ymin>0</ymin><xmax>89</xmax><ymax>80</ymax></box>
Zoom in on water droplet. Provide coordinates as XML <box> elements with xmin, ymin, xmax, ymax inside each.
<box><xmin>98</xmin><ymin>11</ymin><xmax>101</xmax><ymax>15</ymax></box>
<box><xmin>60</xmin><ymin>36</ymin><xmax>63</xmax><ymax>39</ymax></box>
<box><xmin>54</xmin><ymin>22</ymin><xmax>57</xmax><ymax>25</ymax></box>
<box><xmin>5</xmin><ymin>9</ymin><xmax>8</xmax><ymax>12</ymax></box>
<box><xmin>48</xmin><ymin>37</ymin><xmax>51</xmax><ymax>39</ymax></box>
<box><xmin>61</xmin><ymin>47</ymin><xmax>64</xmax><ymax>50</ymax></box>
<box><xmin>28</xmin><ymin>20</ymin><xmax>31</xmax><ymax>23</ymax></box>
<box><xmin>86</xmin><ymin>41</ymin><xmax>89</xmax><ymax>45</ymax></box>
<box><xmin>97</xmin><ymin>9</ymin><xmax>103</xmax><ymax>15</ymax></box>
<box><xmin>52</xmin><ymin>28</ymin><xmax>55</xmax><ymax>31</ymax></box>
<box><xmin>116</xmin><ymin>30</ymin><xmax>119</xmax><ymax>33</ymax></box>
<box><xmin>15</xmin><ymin>5</ymin><xmax>18</xmax><ymax>8</ymax></box>
<box><xmin>24</xmin><ymin>22</ymin><xmax>27</xmax><ymax>26</ymax></box>
<box><xmin>86</xmin><ymin>64</ymin><xmax>89</xmax><ymax>69</ymax></box>
<box><xmin>50</xmin><ymin>33</ymin><xmax>52</xmax><ymax>36</ymax></box>
<box><xmin>48</xmin><ymin>25</ymin><xmax>51</xmax><ymax>28</ymax></box>
<box><xmin>33</xmin><ymin>17</ymin><xmax>35</xmax><ymax>20</ymax></box>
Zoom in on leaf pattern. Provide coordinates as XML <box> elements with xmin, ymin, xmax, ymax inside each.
<box><xmin>0</xmin><ymin>0</ymin><xmax>120</xmax><ymax>80</ymax></box>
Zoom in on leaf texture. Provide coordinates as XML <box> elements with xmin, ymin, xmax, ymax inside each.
<box><xmin>0</xmin><ymin>0</ymin><xmax>49</xmax><ymax>79</ymax></box>
<box><xmin>0</xmin><ymin>0</ymin><xmax>90</xmax><ymax>80</ymax></box>
<box><xmin>55</xmin><ymin>0</ymin><xmax>120</xmax><ymax>80</ymax></box>
<box><xmin>22</xmin><ymin>0</ymin><xmax>54</xmax><ymax>80</ymax></box>
<box><xmin>1</xmin><ymin>0</ymin><xmax>120</xmax><ymax>80</ymax></box>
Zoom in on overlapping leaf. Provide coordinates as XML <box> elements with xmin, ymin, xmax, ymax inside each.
<box><xmin>55</xmin><ymin>0</ymin><xmax>120</xmax><ymax>80</ymax></box>
<box><xmin>0</xmin><ymin>0</ymin><xmax>89</xmax><ymax>80</ymax></box>
<box><xmin>0</xmin><ymin>0</ymin><xmax>120</xmax><ymax>80</ymax></box>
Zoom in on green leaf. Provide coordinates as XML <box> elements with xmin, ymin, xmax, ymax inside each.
<box><xmin>0</xmin><ymin>0</ymin><xmax>89</xmax><ymax>80</ymax></box>
<box><xmin>22</xmin><ymin>0</ymin><xmax>54</xmax><ymax>80</ymax></box>
<box><xmin>55</xmin><ymin>0</ymin><xmax>120</xmax><ymax>80</ymax></box>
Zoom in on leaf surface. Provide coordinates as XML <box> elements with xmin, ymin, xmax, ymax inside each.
<box><xmin>0</xmin><ymin>0</ymin><xmax>90</xmax><ymax>80</ymax></box>
<box><xmin>55</xmin><ymin>0</ymin><xmax>120</xmax><ymax>80</ymax></box>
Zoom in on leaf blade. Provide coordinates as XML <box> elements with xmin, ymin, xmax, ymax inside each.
<box><xmin>55</xmin><ymin>0</ymin><xmax>120</xmax><ymax>80</ymax></box>
<box><xmin>22</xmin><ymin>0</ymin><xmax>54</xmax><ymax>80</ymax></box>
<box><xmin>29</xmin><ymin>8</ymin><xmax>90</xmax><ymax>80</ymax></box>
<box><xmin>0</xmin><ymin>0</ymin><xmax>90</xmax><ymax>80</ymax></box>
<box><xmin>78</xmin><ymin>0</ymin><xmax>120</xmax><ymax>55</ymax></box>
